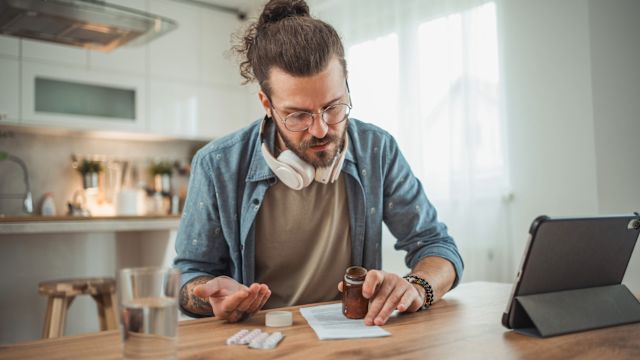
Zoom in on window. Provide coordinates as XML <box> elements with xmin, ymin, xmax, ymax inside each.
<box><xmin>417</xmin><ymin>2</ymin><xmax>503</xmax><ymax>199</ymax></box>
<box><xmin>347</xmin><ymin>33</ymin><xmax>399</xmax><ymax>137</ymax></box>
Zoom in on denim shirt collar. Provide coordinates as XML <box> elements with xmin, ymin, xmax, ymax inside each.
<box><xmin>244</xmin><ymin>117</ymin><xmax>357</xmax><ymax>183</ymax></box>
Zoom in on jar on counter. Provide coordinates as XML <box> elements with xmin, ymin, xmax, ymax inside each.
<box><xmin>342</xmin><ymin>266</ymin><xmax>369</xmax><ymax>319</ymax></box>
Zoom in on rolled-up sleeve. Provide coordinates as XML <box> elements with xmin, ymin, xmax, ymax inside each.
<box><xmin>382</xmin><ymin>136</ymin><xmax>464</xmax><ymax>288</ymax></box>
<box><xmin>174</xmin><ymin>150</ymin><xmax>231</xmax><ymax>289</ymax></box>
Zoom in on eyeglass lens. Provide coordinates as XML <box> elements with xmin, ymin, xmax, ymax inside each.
<box><xmin>284</xmin><ymin>104</ymin><xmax>350</xmax><ymax>131</ymax></box>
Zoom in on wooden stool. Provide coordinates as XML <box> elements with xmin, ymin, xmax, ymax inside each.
<box><xmin>38</xmin><ymin>277</ymin><xmax>119</xmax><ymax>339</ymax></box>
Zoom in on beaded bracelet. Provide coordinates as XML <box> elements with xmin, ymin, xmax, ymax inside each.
<box><xmin>403</xmin><ymin>275</ymin><xmax>435</xmax><ymax>310</ymax></box>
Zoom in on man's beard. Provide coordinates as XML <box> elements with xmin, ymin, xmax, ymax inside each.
<box><xmin>276</xmin><ymin>125</ymin><xmax>346</xmax><ymax>168</ymax></box>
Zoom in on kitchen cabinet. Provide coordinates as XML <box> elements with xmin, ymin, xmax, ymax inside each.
<box><xmin>0</xmin><ymin>57</ymin><xmax>20</xmax><ymax>123</ymax></box>
<box><xmin>198</xmin><ymin>8</ymin><xmax>243</xmax><ymax>87</ymax></box>
<box><xmin>147</xmin><ymin>2</ymin><xmax>250</xmax><ymax>139</ymax></box>
<box><xmin>198</xmin><ymin>85</ymin><xmax>250</xmax><ymax>138</ymax></box>
<box><xmin>21</xmin><ymin>39</ymin><xmax>88</xmax><ymax>67</ymax></box>
<box><xmin>88</xmin><ymin>0</ymin><xmax>148</xmax><ymax>76</ymax></box>
<box><xmin>148</xmin><ymin>79</ymin><xmax>249</xmax><ymax>140</ymax></box>
<box><xmin>88</xmin><ymin>44</ymin><xmax>147</xmax><ymax>76</ymax></box>
<box><xmin>21</xmin><ymin>62</ymin><xmax>146</xmax><ymax>132</ymax></box>
<box><xmin>2</xmin><ymin>0</ymin><xmax>254</xmax><ymax>140</ymax></box>
<box><xmin>148</xmin><ymin>79</ymin><xmax>199</xmax><ymax>137</ymax></box>
<box><xmin>0</xmin><ymin>35</ymin><xmax>19</xmax><ymax>58</ymax></box>
<box><xmin>148</xmin><ymin>0</ymin><xmax>199</xmax><ymax>83</ymax></box>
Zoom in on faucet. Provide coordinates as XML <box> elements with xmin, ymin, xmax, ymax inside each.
<box><xmin>0</xmin><ymin>151</ymin><xmax>34</xmax><ymax>214</ymax></box>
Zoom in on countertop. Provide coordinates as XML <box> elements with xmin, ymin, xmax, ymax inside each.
<box><xmin>0</xmin><ymin>215</ymin><xmax>181</xmax><ymax>234</ymax></box>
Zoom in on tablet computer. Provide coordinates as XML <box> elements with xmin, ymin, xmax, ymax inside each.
<box><xmin>502</xmin><ymin>214</ymin><xmax>640</xmax><ymax>336</ymax></box>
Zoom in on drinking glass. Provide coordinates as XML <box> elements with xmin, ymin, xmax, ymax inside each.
<box><xmin>117</xmin><ymin>267</ymin><xmax>181</xmax><ymax>360</ymax></box>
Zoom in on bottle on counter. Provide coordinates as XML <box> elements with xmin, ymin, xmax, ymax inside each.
<box><xmin>342</xmin><ymin>266</ymin><xmax>369</xmax><ymax>319</ymax></box>
<box><xmin>40</xmin><ymin>192</ymin><xmax>57</xmax><ymax>216</ymax></box>
<box><xmin>40</xmin><ymin>192</ymin><xmax>56</xmax><ymax>216</ymax></box>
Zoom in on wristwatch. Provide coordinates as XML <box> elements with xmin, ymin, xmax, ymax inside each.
<box><xmin>403</xmin><ymin>274</ymin><xmax>435</xmax><ymax>310</ymax></box>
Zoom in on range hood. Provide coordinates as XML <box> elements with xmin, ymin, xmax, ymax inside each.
<box><xmin>0</xmin><ymin>0</ymin><xmax>177</xmax><ymax>52</ymax></box>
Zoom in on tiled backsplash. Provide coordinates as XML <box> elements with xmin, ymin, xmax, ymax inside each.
<box><xmin>0</xmin><ymin>127</ymin><xmax>205</xmax><ymax>216</ymax></box>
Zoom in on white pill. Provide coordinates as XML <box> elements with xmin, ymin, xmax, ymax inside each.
<box><xmin>261</xmin><ymin>332</ymin><xmax>284</xmax><ymax>349</ymax></box>
<box><xmin>225</xmin><ymin>329</ymin><xmax>249</xmax><ymax>345</ymax></box>
<box><xmin>248</xmin><ymin>332</ymin><xmax>270</xmax><ymax>349</ymax></box>
<box><xmin>238</xmin><ymin>329</ymin><xmax>262</xmax><ymax>344</ymax></box>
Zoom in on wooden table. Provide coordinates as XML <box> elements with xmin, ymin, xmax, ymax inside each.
<box><xmin>1</xmin><ymin>282</ymin><xmax>638</xmax><ymax>359</ymax></box>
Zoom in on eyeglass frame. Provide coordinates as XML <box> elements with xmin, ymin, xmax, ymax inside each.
<box><xmin>265</xmin><ymin>81</ymin><xmax>353</xmax><ymax>133</ymax></box>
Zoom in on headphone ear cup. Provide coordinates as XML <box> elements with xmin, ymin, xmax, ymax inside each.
<box><xmin>277</xmin><ymin>150</ymin><xmax>315</xmax><ymax>188</ymax></box>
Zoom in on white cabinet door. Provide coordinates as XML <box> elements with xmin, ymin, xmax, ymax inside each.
<box><xmin>148</xmin><ymin>79</ymin><xmax>249</xmax><ymax>140</ymax></box>
<box><xmin>148</xmin><ymin>78</ymin><xmax>199</xmax><ymax>137</ymax></box>
<box><xmin>21</xmin><ymin>62</ymin><xmax>146</xmax><ymax>132</ymax></box>
<box><xmin>148</xmin><ymin>0</ymin><xmax>198</xmax><ymax>82</ymax></box>
<box><xmin>88</xmin><ymin>0</ymin><xmax>147</xmax><ymax>75</ymax></box>
<box><xmin>0</xmin><ymin>35</ymin><xmax>19</xmax><ymax>58</ymax></box>
<box><xmin>0</xmin><ymin>57</ymin><xmax>19</xmax><ymax>123</ymax></box>
<box><xmin>199</xmin><ymin>8</ymin><xmax>243</xmax><ymax>86</ymax></box>
<box><xmin>198</xmin><ymin>86</ymin><xmax>250</xmax><ymax>139</ymax></box>
<box><xmin>21</xmin><ymin>39</ymin><xmax>88</xmax><ymax>67</ymax></box>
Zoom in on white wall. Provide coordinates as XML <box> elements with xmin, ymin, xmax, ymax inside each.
<box><xmin>500</xmin><ymin>0</ymin><xmax>640</xmax><ymax>292</ymax></box>
<box><xmin>500</xmin><ymin>0</ymin><xmax>598</xmax><ymax>269</ymax></box>
<box><xmin>589</xmin><ymin>0</ymin><xmax>640</xmax><ymax>291</ymax></box>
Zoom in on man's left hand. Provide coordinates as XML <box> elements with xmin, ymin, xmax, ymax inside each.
<box><xmin>338</xmin><ymin>270</ymin><xmax>424</xmax><ymax>326</ymax></box>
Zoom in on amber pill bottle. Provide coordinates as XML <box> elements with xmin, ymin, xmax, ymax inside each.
<box><xmin>342</xmin><ymin>266</ymin><xmax>369</xmax><ymax>319</ymax></box>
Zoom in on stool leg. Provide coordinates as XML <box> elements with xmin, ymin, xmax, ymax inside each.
<box><xmin>93</xmin><ymin>293</ymin><xmax>119</xmax><ymax>331</ymax></box>
<box><xmin>109</xmin><ymin>292</ymin><xmax>119</xmax><ymax>330</ymax></box>
<box><xmin>42</xmin><ymin>296</ymin><xmax>74</xmax><ymax>339</ymax></box>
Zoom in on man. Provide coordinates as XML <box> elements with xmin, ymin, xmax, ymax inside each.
<box><xmin>174</xmin><ymin>0</ymin><xmax>463</xmax><ymax>326</ymax></box>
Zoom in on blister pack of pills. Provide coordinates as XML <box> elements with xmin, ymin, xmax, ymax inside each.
<box><xmin>225</xmin><ymin>328</ymin><xmax>284</xmax><ymax>349</ymax></box>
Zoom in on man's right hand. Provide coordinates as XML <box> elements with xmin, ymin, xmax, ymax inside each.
<box><xmin>193</xmin><ymin>276</ymin><xmax>271</xmax><ymax>322</ymax></box>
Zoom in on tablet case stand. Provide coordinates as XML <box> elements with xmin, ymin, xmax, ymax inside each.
<box><xmin>511</xmin><ymin>284</ymin><xmax>640</xmax><ymax>337</ymax></box>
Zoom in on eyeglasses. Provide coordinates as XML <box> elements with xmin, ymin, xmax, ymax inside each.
<box><xmin>267</xmin><ymin>94</ymin><xmax>352</xmax><ymax>132</ymax></box>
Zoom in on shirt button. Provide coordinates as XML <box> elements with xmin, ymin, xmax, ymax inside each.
<box><xmin>252</xmin><ymin>199</ymin><xmax>260</xmax><ymax>205</ymax></box>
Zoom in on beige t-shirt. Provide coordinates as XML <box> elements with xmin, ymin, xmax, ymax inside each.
<box><xmin>255</xmin><ymin>175</ymin><xmax>352</xmax><ymax>309</ymax></box>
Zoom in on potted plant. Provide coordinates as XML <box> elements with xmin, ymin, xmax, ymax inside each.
<box><xmin>76</xmin><ymin>159</ymin><xmax>103</xmax><ymax>189</ymax></box>
<box><xmin>149</xmin><ymin>161</ymin><xmax>173</xmax><ymax>194</ymax></box>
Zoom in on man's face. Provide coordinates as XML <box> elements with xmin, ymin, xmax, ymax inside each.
<box><xmin>259</xmin><ymin>57</ymin><xmax>349</xmax><ymax>168</ymax></box>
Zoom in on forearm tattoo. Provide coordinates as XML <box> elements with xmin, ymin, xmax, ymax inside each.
<box><xmin>179</xmin><ymin>276</ymin><xmax>214</xmax><ymax>316</ymax></box>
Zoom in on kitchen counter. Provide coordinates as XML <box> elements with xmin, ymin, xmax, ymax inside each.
<box><xmin>0</xmin><ymin>215</ymin><xmax>181</xmax><ymax>344</ymax></box>
<box><xmin>0</xmin><ymin>215</ymin><xmax>181</xmax><ymax>234</ymax></box>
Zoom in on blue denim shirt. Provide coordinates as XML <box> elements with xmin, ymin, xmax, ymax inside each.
<box><xmin>174</xmin><ymin>118</ymin><xmax>464</xmax><ymax>296</ymax></box>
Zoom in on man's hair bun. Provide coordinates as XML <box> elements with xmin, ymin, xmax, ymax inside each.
<box><xmin>258</xmin><ymin>0</ymin><xmax>310</xmax><ymax>27</ymax></box>
<box><xmin>233</xmin><ymin>0</ymin><xmax>346</xmax><ymax>90</ymax></box>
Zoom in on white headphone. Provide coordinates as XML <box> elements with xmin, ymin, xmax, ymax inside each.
<box><xmin>260</xmin><ymin>116</ymin><xmax>348</xmax><ymax>190</ymax></box>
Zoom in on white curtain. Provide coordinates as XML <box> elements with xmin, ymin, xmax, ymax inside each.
<box><xmin>310</xmin><ymin>0</ymin><xmax>513</xmax><ymax>282</ymax></box>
